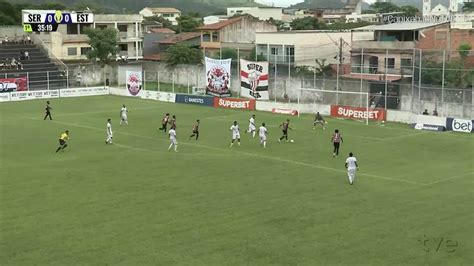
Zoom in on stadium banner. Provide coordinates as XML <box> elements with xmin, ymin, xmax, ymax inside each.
<box><xmin>175</xmin><ymin>94</ymin><xmax>214</xmax><ymax>106</ymax></box>
<box><xmin>0</xmin><ymin>77</ymin><xmax>28</xmax><ymax>93</ymax></box>
<box><xmin>205</xmin><ymin>57</ymin><xmax>232</xmax><ymax>98</ymax></box>
<box><xmin>60</xmin><ymin>87</ymin><xmax>109</xmax><ymax>98</ymax></box>
<box><xmin>240</xmin><ymin>59</ymin><xmax>269</xmax><ymax>100</ymax></box>
<box><xmin>213</xmin><ymin>97</ymin><xmax>255</xmax><ymax>110</ymax></box>
<box><xmin>271</xmin><ymin>108</ymin><xmax>299</xmax><ymax>116</ymax></box>
<box><xmin>156</xmin><ymin>92</ymin><xmax>176</xmax><ymax>103</ymax></box>
<box><xmin>330</xmin><ymin>105</ymin><xmax>386</xmax><ymax>121</ymax></box>
<box><xmin>411</xmin><ymin>123</ymin><xmax>446</xmax><ymax>131</ymax></box>
<box><xmin>10</xmin><ymin>89</ymin><xmax>59</xmax><ymax>101</ymax></box>
<box><xmin>125</xmin><ymin>70</ymin><xmax>143</xmax><ymax>96</ymax></box>
<box><xmin>0</xmin><ymin>92</ymin><xmax>11</xmax><ymax>102</ymax></box>
<box><xmin>446</xmin><ymin>118</ymin><xmax>473</xmax><ymax>133</ymax></box>
<box><xmin>140</xmin><ymin>90</ymin><xmax>159</xmax><ymax>101</ymax></box>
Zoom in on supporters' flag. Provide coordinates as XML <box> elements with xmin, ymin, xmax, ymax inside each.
<box><xmin>0</xmin><ymin>77</ymin><xmax>28</xmax><ymax>93</ymax></box>
<box><xmin>205</xmin><ymin>57</ymin><xmax>232</xmax><ymax>98</ymax></box>
<box><xmin>126</xmin><ymin>71</ymin><xmax>142</xmax><ymax>96</ymax></box>
<box><xmin>240</xmin><ymin>59</ymin><xmax>269</xmax><ymax>100</ymax></box>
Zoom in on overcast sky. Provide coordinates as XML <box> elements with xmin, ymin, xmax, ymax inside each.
<box><xmin>254</xmin><ymin>0</ymin><xmax>377</xmax><ymax>8</ymax></box>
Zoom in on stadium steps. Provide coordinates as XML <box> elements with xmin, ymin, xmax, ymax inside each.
<box><xmin>0</xmin><ymin>43</ymin><xmax>66</xmax><ymax>90</ymax></box>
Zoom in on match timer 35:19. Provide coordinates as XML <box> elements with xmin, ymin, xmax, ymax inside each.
<box><xmin>22</xmin><ymin>10</ymin><xmax>94</xmax><ymax>32</ymax></box>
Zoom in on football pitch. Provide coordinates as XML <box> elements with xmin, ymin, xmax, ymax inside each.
<box><xmin>0</xmin><ymin>95</ymin><xmax>472</xmax><ymax>265</ymax></box>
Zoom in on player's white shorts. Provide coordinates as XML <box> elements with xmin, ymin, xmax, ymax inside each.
<box><xmin>348</xmin><ymin>168</ymin><xmax>356</xmax><ymax>177</ymax></box>
<box><xmin>106</xmin><ymin>133</ymin><xmax>113</xmax><ymax>138</ymax></box>
<box><xmin>170</xmin><ymin>138</ymin><xmax>177</xmax><ymax>145</ymax></box>
<box><xmin>232</xmin><ymin>133</ymin><xmax>241</xmax><ymax>140</ymax></box>
<box><xmin>259</xmin><ymin>135</ymin><xmax>266</xmax><ymax>141</ymax></box>
<box><xmin>249</xmin><ymin>125</ymin><xmax>256</xmax><ymax>132</ymax></box>
<box><xmin>121</xmin><ymin>115</ymin><xmax>128</xmax><ymax>121</ymax></box>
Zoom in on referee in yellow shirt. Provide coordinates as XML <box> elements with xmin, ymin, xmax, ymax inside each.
<box><xmin>55</xmin><ymin>130</ymin><xmax>70</xmax><ymax>153</ymax></box>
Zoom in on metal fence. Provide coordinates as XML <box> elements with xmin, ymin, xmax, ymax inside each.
<box><xmin>2</xmin><ymin>47</ymin><xmax>472</xmax><ymax>118</ymax></box>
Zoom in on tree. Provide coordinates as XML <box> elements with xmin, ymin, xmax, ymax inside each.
<box><xmin>367</xmin><ymin>2</ymin><xmax>401</xmax><ymax>13</ymax></box>
<box><xmin>462</xmin><ymin>2</ymin><xmax>474</xmax><ymax>12</ymax></box>
<box><xmin>245</xmin><ymin>47</ymin><xmax>266</xmax><ymax>61</ymax></box>
<box><xmin>143</xmin><ymin>16</ymin><xmax>173</xmax><ymax>29</ymax></box>
<box><xmin>458</xmin><ymin>43</ymin><xmax>472</xmax><ymax>61</ymax></box>
<box><xmin>399</xmin><ymin>5</ymin><xmax>419</xmax><ymax>17</ymax></box>
<box><xmin>290</xmin><ymin>17</ymin><xmax>325</xmax><ymax>30</ymax></box>
<box><xmin>221</xmin><ymin>48</ymin><xmax>238</xmax><ymax>61</ymax></box>
<box><xmin>72</xmin><ymin>0</ymin><xmax>104</xmax><ymax>13</ymax></box>
<box><xmin>36</xmin><ymin>2</ymin><xmax>67</xmax><ymax>10</ymax></box>
<box><xmin>165</xmin><ymin>44</ymin><xmax>202</xmax><ymax>66</ymax></box>
<box><xmin>83</xmin><ymin>28</ymin><xmax>118</xmax><ymax>66</ymax></box>
<box><xmin>175</xmin><ymin>15</ymin><xmax>202</xmax><ymax>33</ymax></box>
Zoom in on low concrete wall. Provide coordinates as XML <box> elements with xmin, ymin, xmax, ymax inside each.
<box><xmin>256</xmin><ymin>101</ymin><xmax>331</xmax><ymax>116</ymax></box>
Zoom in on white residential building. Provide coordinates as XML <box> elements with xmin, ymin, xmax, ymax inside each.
<box><xmin>255</xmin><ymin>30</ymin><xmax>373</xmax><ymax>66</ymax></box>
<box><xmin>139</xmin><ymin>7</ymin><xmax>181</xmax><ymax>25</ymax></box>
<box><xmin>227</xmin><ymin>7</ymin><xmax>283</xmax><ymax>21</ymax></box>
<box><xmin>36</xmin><ymin>14</ymin><xmax>144</xmax><ymax>61</ymax></box>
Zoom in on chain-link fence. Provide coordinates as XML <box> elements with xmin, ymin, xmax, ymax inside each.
<box><xmin>2</xmin><ymin>46</ymin><xmax>472</xmax><ymax>118</ymax></box>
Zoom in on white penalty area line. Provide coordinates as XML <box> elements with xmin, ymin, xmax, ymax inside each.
<box><xmin>28</xmin><ymin>118</ymin><xmax>427</xmax><ymax>186</ymax></box>
<box><xmin>52</xmin><ymin>106</ymin><xmax>160</xmax><ymax>118</ymax></box>
<box><xmin>426</xmin><ymin>172</ymin><xmax>472</xmax><ymax>186</ymax></box>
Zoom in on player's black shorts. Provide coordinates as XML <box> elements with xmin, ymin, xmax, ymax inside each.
<box><xmin>282</xmin><ymin>130</ymin><xmax>288</xmax><ymax>135</ymax></box>
<box><xmin>162</xmin><ymin>123</ymin><xmax>167</xmax><ymax>128</ymax></box>
<box><xmin>333</xmin><ymin>142</ymin><xmax>340</xmax><ymax>149</ymax></box>
<box><xmin>59</xmin><ymin>139</ymin><xmax>66</xmax><ymax>145</ymax></box>
<box><xmin>193</xmin><ymin>130</ymin><xmax>199</xmax><ymax>134</ymax></box>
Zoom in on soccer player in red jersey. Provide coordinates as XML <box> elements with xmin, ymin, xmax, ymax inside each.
<box><xmin>278</xmin><ymin>119</ymin><xmax>292</xmax><ymax>142</ymax></box>
<box><xmin>169</xmin><ymin>115</ymin><xmax>177</xmax><ymax>130</ymax></box>
<box><xmin>331</xmin><ymin>129</ymin><xmax>343</xmax><ymax>157</ymax></box>
<box><xmin>158</xmin><ymin>113</ymin><xmax>170</xmax><ymax>132</ymax></box>
<box><xmin>189</xmin><ymin>119</ymin><xmax>200</xmax><ymax>140</ymax></box>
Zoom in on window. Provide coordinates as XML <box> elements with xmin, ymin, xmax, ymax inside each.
<box><xmin>271</xmin><ymin>47</ymin><xmax>278</xmax><ymax>55</ymax></box>
<box><xmin>401</xmin><ymin>58</ymin><xmax>412</xmax><ymax>68</ymax></box>
<box><xmin>117</xmin><ymin>24</ymin><xmax>128</xmax><ymax>32</ymax></box>
<box><xmin>81</xmin><ymin>47</ymin><xmax>92</xmax><ymax>55</ymax></box>
<box><xmin>67</xmin><ymin>47</ymin><xmax>77</xmax><ymax>56</ymax></box>
<box><xmin>79</xmin><ymin>24</ymin><xmax>91</xmax><ymax>34</ymax></box>
<box><xmin>211</xmin><ymin>32</ymin><xmax>219</xmax><ymax>42</ymax></box>
<box><xmin>285</xmin><ymin>47</ymin><xmax>294</xmax><ymax>56</ymax></box>
<box><xmin>385</xmin><ymin>58</ymin><xmax>395</xmax><ymax>69</ymax></box>
<box><xmin>162</xmin><ymin>13</ymin><xmax>172</xmax><ymax>17</ymax></box>
<box><xmin>119</xmin><ymin>44</ymin><xmax>128</xmax><ymax>52</ymax></box>
<box><xmin>202</xmin><ymin>32</ymin><xmax>211</xmax><ymax>42</ymax></box>
<box><xmin>67</xmin><ymin>24</ymin><xmax>78</xmax><ymax>34</ymax></box>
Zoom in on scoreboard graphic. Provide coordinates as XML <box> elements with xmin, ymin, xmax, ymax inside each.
<box><xmin>22</xmin><ymin>10</ymin><xmax>94</xmax><ymax>32</ymax></box>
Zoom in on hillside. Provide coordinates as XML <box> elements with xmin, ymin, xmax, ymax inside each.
<box><xmin>4</xmin><ymin>0</ymin><xmax>263</xmax><ymax>15</ymax></box>
<box><xmin>290</xmin><ymin>0</ymin><xmax>456</xmax><ymax>11</ymax></box>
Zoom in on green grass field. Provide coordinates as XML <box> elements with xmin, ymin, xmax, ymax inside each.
<box><xmin>0</xmin><ymin>95</ymin><xmax>472</xmax><ymax>265</ymax></box>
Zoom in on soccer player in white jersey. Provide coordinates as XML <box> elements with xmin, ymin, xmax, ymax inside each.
<box><xmin>105</xmin><ymin>118</ymin><xmax>113</xmax><ymax>144</ymax></box>
<box><xmin>230</xmin><ymin>121</ymin><xmax>241</xmax><ymax>147</ymax></box>
<box><xmin>345</xmin><ymin>152</ymin><xmax>359</xmax><ymax>185</ymax></box>
<box><xmin>120</xmin><ymin>104</ymin><xmax>128</xmax><ymax>126</ymax></box>
<box><xmin>248</xmin><ymin>114</ymin><xmax>256</xmax><ymax>138</ymax></box>
<box><xmin>259</xmin><ymin>122</ymin><xmax>268</xmax><ymax>148</ymax></box>
<box><xmin>168</xmin><ymin>128</ymin><xmax>178</xmax><ymax>152</ymax></box>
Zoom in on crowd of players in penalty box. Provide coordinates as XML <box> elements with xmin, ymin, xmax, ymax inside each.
<box><xmin>47</xmin><ymin>101</ymin><xmax>359</xmax><ymax>185</ymax></box>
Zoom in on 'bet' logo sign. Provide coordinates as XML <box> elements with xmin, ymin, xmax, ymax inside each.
<box><xmin>452</xmin><ymin>119</ymin><xmax>472</xmax><ymax>133</ymax></box>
